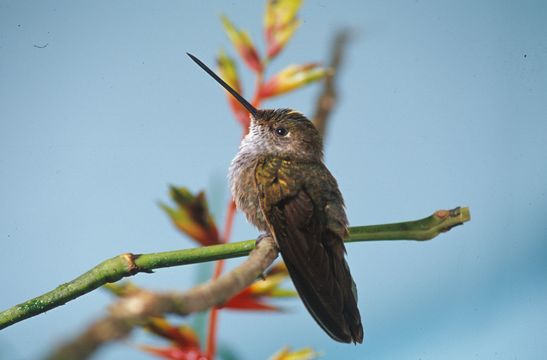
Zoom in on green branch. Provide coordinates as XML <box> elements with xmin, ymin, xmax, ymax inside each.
<box><xmin>0</xmin><ymin>207</ymin><xmax>470</xmax><ymax>331</ymax></box>
<box><xmin>347</xmin><ymin>207</ymin><xmax>470</xmax><ymax>242</ymax></box>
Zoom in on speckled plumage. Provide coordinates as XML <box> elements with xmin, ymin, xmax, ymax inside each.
<box><xmin>229</xmin><ymin>109</ymin><xmax>363</xmax><ymax>344</ymax></box>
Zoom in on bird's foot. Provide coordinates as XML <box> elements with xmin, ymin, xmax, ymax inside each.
<box><xmin>256</xmin><ymin>233</ymin><xmax>278</xmax><ymax>280</ymax></box>
<box><xmin>256</xmin><ymin>232</ymin><xmax>273</xmax><ymax>246</ymax></box>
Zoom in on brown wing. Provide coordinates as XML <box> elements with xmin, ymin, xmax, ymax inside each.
<box><xmin>255</xmin><ymin>156</ymin><xmax>363</xmax><ymax>343</ymax></box>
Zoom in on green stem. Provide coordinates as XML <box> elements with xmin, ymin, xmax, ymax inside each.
<box><xmin>347</xmin><ymin>207</ymin><xmax>471</xmax><ymax>242</ymax></box>
<box><xmin>0</xmin><ymin>207</ymin><xmax>469</xmax><ymax>331</ymax></box>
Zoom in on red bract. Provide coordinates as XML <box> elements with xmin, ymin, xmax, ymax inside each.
<box><xmin>221</xmin><ymin>15</ymin><xmax>263</xmax><ymax>73</ymax></box>
<box><xmin>259</xmin><ymin>63</ymin><xmax>329</xmax><ymax>99</ymax></box>
<box><xmin>264</xmin><ymin>0</ymin><xmax>302</xmax><ymax>59</ymax></box>
<box><xmin>222</xmin><ymin>287</ymin><xmax>279</xmax><ymax>311</ymax></box>
<box><xmin>146</xmin><ymin>318</ymin><xmax>201</xmax><ymax>348</ymax></box>
<box><xmin>160</xmin><ymin>187</ymin><xmax>220</xmax><ymax>246</ymax></box>
<box><xmin>222</xmin><ymin>261</ymin><xmax>297</xmax><ymax>311</ymax></box>
<box><xmin>139</xmin><ymin>319</ymin><xmax>209</xmax><ymax>360</ymax></box>
<box><xmin>140</xmin><ymin>345</ymin><xmax>209</xmax><ymax>360</ymax></box>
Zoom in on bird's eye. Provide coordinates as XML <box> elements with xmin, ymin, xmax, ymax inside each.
<box><xmin>274</xmin><ymin>127</ymin><xmax>288</xmax><ymax>137</ymax></box>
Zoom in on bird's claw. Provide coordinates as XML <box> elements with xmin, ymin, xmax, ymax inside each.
<box><xmin>255</xmin><ymin>233</ymin><xmax>272</xmax><ymax>246</ymax></box>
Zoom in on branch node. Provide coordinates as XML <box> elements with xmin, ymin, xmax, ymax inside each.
<box><xmin>120</xmin><ymin>253</ymin><xmax>140</xmax><ymax>275</ymax></box>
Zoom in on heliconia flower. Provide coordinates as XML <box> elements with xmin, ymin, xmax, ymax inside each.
<box><xmin>139</xmin><ymin>345</ymin><xmax>209</xmax><ymax>360</ymax></box>
<box><xmin>146</xmin><ymin>318</ymin><xmax>201</xmax><ymax>348</ymax></box>
<box><xmin>216</xmin><ymin>50</ymin><xmax>250</xmax><ymax>128</ymax></box>
<box><xmin>264</xmin><ymin>0</ymin><xmax>303</xmax><ymax>59</ymax></box>
<box><xmin>221</xmin><ymin>15</ymin><xmax>263</xmax><ymax>73</ymax></box>
<box><xmin>138</xmin><ymin>319</ymin><xmax>209</xmax><ymax>359</ymax></box>
<box><xmin>222</xmin><ymin>261</ymin><xmax>297</xmax><ymax>311</ymax></box>
<box><xmin>268</xmin><ymin>346</ymin><xmax>321</xmax><ymax>360</ymax></box>
<box><xmin>259</xmin><ymin>63</ymin><xmax>331</xmax><ymax>99</ymax></box>
<box><xmin>221</xmin><ymin>287</ymin><xmax>280</xmax><ymax>311</ymax></box>
<box><xmin>160</xmin><ymin>187</ymin><xmax>220</xmax><ymax>246</ymax></box>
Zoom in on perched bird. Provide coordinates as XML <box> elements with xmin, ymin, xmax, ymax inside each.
<box><xmin>188</xmin><ymin>53</ymin><xmax>363</xmax><ymax>343</ymax></box>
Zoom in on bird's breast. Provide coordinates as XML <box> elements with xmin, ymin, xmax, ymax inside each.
<box><xmin>229</xmin><ymin>151</ymin><xmax>268</xmax><ymax>231</ymax></box>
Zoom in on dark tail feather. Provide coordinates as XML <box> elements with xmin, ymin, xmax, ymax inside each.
<box><xmin>281</xmin><ymin>252</ymin><xmax>364</xmax><ymax>344</ymax></box>
<box><xmin>344</xmin><ymin>274</ymin><xmax>364</xmax><ymax>343</ymax></box>
<box><xmin>269</xmin><ymin>189</ymin><xmax>364</xmax><ymax>343</ymax></box>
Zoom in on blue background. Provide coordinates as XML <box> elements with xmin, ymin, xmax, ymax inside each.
<box><xmin>1</xmin><ymin>1</ymin><xmax>546</xmax><ymax>359</ymax></box>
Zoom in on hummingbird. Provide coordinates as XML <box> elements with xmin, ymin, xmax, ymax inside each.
<box><xmin>187</xmin><ymin>53</ymin><xmax>363</xmax><ymax>344</ymax></box>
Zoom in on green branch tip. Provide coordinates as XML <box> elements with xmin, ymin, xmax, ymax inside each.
<box><xmin>347</xmin><ymin>206</ymin><xmax>470</xmax><ymax>242</ymax></box>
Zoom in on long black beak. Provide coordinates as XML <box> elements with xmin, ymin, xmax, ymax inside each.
<box><xmin>187</xmin><ymin>53</ymin><xmax>258</xmax><ymax>117</ymax></box>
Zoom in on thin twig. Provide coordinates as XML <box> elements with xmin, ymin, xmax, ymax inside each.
<box><xmin>312</xmin><ymin>29</ymin><xmax>351</xmax><ymax>140</ymax></box>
